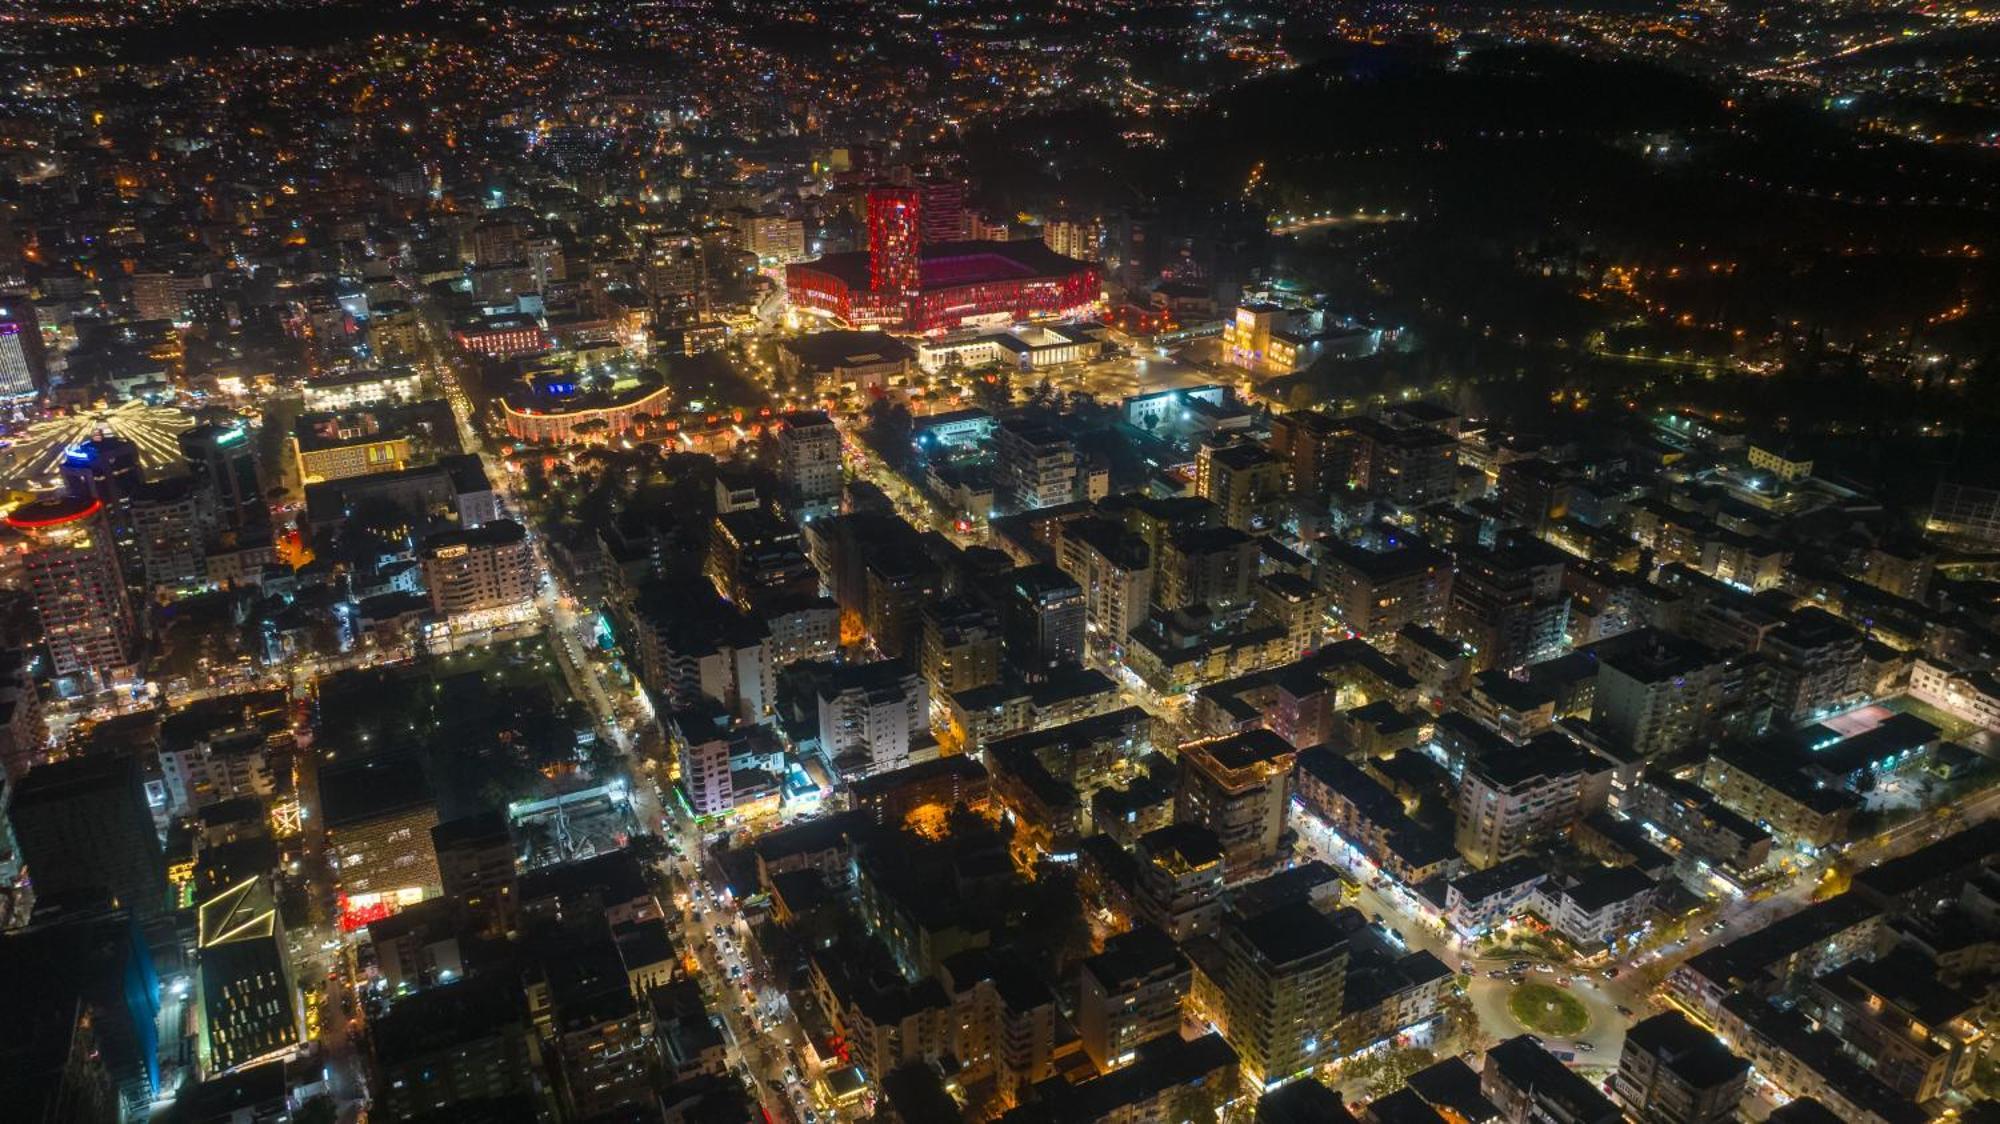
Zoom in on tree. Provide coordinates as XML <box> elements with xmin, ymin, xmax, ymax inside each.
<box><xmin>973</xmin><ymin>369</ymin><xmax>1014</xmax><ymax>411</ymax></box>
<box><xmin>626</xmin><ymin>833</ymin><xmax>671</xmax><ymax>865</ymax></box>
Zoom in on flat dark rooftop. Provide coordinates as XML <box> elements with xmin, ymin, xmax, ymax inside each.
<box><xmin>319</xmin><ymin>753</ymin><xmax>432</xmax><ymax>827</ymax></box>
<box><xmin>1624</xmin><ymin>1010</ymin><xmax>1749</xmax><ymax>1089</ymax></box>
<box><xmin>1233</xmin><ymin>899</ymin><xmax>1346</xmax><ymax>967</ymax></box>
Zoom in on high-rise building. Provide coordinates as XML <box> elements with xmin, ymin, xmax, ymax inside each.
<box><xmin>1759</xmin><ymin>607</ymin><xmax>1865</xmax><ymax>723</ymax></box>
<box><xmin>1319</xmin><ymin>539</ymin><xmax>1453</xmax><ymax>643</ymax></box>
<box><xmin>0</xmin><ymin>650</ymin><xmax>48</xmax><ymax>783</ymax></box>
<box><xmin>1453</xmin><ymin>735</ymin><xmax>1609</xmax><ymax>869</ymax></box>
<box><xmin>777</xmin><ymin>410</ymin><xmax>843</xmax><ymax>511</ymax></box>
<box><xmin>1203</xmin><ymin>901</ymin><xmax>1347</xmax><ymax>1089</ymax></box>
<box><xmin>11</xmin><ymin>753</ymin><xmax>166</xmax><ymax>921</ymax></box>
<box><xmin>1041</xmin><ymin>214</ymin><xmax>1101</xmax><ymax>262</ymax></box>
<box><xmin>671</xmin><ymin>702</ymin><xmax>738</xmax><ymax>817</ymax></box>
<box><xmin>130</xmin><ymin>269</ymin><xmax>206</xmax><ymax>321</ymax></box>
<box><xmin>56</xmin><ymin>436</ymin><xmax>147</xmax><ymax>598</ymax></box>
<box><xmin>7</xmin><ymin>496</ymin><xmax>138</xmax><ymax>686</ymax></box>
<box><xmin>1590</xmin><ymin>630</ymin><xmax>1732</xmax><ymax>759</ymax></box>
<box><xmin>1078</xmin><ymin>924</ymin><xmax>1190</xmax><ymax>1074</ymax></box>
<box><xmin>1252</xmin><ymin>573</ymin><xmax>1328</xmax><ymax>659</ymax></box>
<box><xmin>1613</xmin><ymin>1011</ymin><xmax>1750</xmax><ymax>1124</ymax></box>
<box><xmin>469</xmin><ymin>214</ymin><xmax>526</xmax><ymax>266</ymax></box>
<box><xmin>919</xmin><ymin>597</ymin><xmax>1004</xmax><ymax>696</ymax></box>
<box><xmin>919</xmin><ymin>179</ymin><xmax>968</xmax><ymax>243</ymax></box>
<box><xmin>1055</xmin><ymin>518</ymin><xmax>1153</xmax><ymax>643</ymax></box>
<box><xmin>131</xmin><ymin>477</ymin><xmax>207</xmax><ymax>590</ymax></box>
<box><xmin>863</xmin><ymin>546</ymin><xmax>942</xmax><ymax>660</ymax></box>
<box><xmin>1134</xmin><ymin>824</ymin><xmax>1228</xmax><ymax>940</ymax></box>
<box><xmin>1004</xmin><ymin>563</ymin><xmax>1086</xmax><ymax>676</ymax></box>
<box><xmin>707</xmin><ymin>508</ymin><xmax>818</xmax><ymax>608</ymax></box>
<box><xmin>419</xmin><ymin>519</ymin><xmax>537</xmax><ymax>617</ymax></box>
<box><xmin>432</xmin><ymin>810</ymin><xmax>517</xmax><ymax>937</ymax></box>
<box><xmin>59</xmin><ymin>436</ymin><xmax>143</xmax><ymax>508</ymax></box>
<box><xmin>195</xmin><ymin>875</ymin><xmax>301</xmax><ymax>1075</ymax></box>
<box><xmin>996</xmin><ymin>420</ymin><xmax>1078</xmax><ymax>511</ymax></box>
<box><xmin>546</xmin><ymin>941</ymin><xmax>652</xmax><ymax>1118</ymax></box>
<box><xmin>1158</xmin><ymin>526</ymin><xmax>1260</xmax><ymax>614</ymax></box>
<box><xmin>1175</xmin><ymin>730</ymin><xmax>1299</xmax><ymax>881</ymax></box>
<box><xmin>630</xmin><ymin>581</ymin><xmax>775</xmax><ymax>722</ymax></box>
<box><xmin>180</xmin><ymin>422</ymin><xmax>266</xmax><ymax>535</ymax></box>
<box><xmin>1196</xmin><ymin>442</ymin><xmax>1287</xmax><ymax>532</ymax></box>
<box><xmin>1343</xmin><ymin>416</ymin><xmax>1459</xmax><ymax>507</ymax></box>
<box><xmin>157</xmin><ymin>704</ymin><xmax>281</xmax><ymax>819</ymax></box>
<box><xmin>816</xmin><ymin>659</ymin><xmax>930</xmax><ymax>779</ymax></box>
<box><xmin>0</xmin><ymin>295</ymin><xmax>48</xmax><ymax>397</ymax></box>
<box><xmin>1269</xmin><ymin>410</ymin><xmax>1347</xmax><ymax>499</ymax></box>
<box><xmin>745</xmin><ymin>215</ymin><xmax>808</xmax><ymax>263</ymax></box>
<box><xmin>522</xmin><ymin>234</ymin><xmax>566</xmax><ymax>291</ymax></box>
<box><xmin>1803</xmin><ymin>948</ymin><xmax>1981</xmax><ymax>1103</ymax></box>
<box><xmin>646</xmin><ymin>232</ymin><xmax>707</xmax><ymax>303</ymax></box>
<box><xmin>0</xmin><ymin>906</ymin><xmax>162</xmax><ymax>1121</ymax></box>
<box><xmin>1446</xmin><ymin>538</ymin><xmax>1570</xmax><ymax>672</ymax></box>
<box><xmin>868</xmin><ymin>187</ymin><xmax>923</xmax><ymax>304</ymax></box>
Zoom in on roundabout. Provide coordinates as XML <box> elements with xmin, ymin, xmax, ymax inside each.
<box><xmin>1507</xmin><ymin>982</ymin><xmax>1590</xmax><ymax>1037</ymax></box>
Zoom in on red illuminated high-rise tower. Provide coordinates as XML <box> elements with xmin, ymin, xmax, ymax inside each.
<box><xmin>867</xmin><ymin>187</ymin><xmax>922</xmax><ymax>305</ymax></box>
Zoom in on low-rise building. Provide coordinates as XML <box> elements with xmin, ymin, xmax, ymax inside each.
<box><xmin>1715</xmin><ymin>995</ymin><xmax>1927</xmax><ymax>1124</ymax></box>
<box><xmin>1804</xmin><ymin>948</ymin><xmax>1983</xmax><ymax>1103</ymax></box>
<box><xmin>1482</xmin><ymin>1035</ymin><xmax>1622</xmax><ymax>1124</ymax></box>
<box><xmin>1700</xmin><ymin>745</ymin><xmax>1859</xmax><ymax>849</ymax></box>
<box><xmin>369</xmin><ymin>974</ymin><xmax>535</xmax><ymax>1119</ymax></box>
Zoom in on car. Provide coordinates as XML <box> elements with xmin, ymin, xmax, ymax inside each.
<box><xmin>1616</xmin><ymin>1005</ymin><xmax>1634</xmax><ymax>1017</ymax></box>
<box><xmin>1488</xmin><ymin>969</ymin><xmax>1508</xmax><ymax>979</ymax></box>
<box><xmin>1535</xmin><ymin>963</ymin><xmax>1555</xmax><ymax>973</ymax></box>
<box><xmin>1555</xmin><ymin>976</ymin><xmax>1570</xmax><ymax>986</ymax></box>
<box><xmin>1510</xmin><ymin>976</ymin><xmax>1524</xmax><ymax>986</ymax></box>
<box><xmin>1575</xmin><ymin>1041</ymin><xmax>1596</xmax><ymax>1052</ymax></box>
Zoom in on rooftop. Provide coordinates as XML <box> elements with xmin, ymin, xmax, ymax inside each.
<box><xmin>1232</xmin><ymin>899</ymin><xmax>1347</xmax><ymax>967</ymax></box>
<box><xmin>1624</xmin><ymin>1010</ymin><xmax>1749</xmax><ymax>1089</ymax></box>
<box><xmin>319</xmin><ymin>753</ymin><xmax>432</xmax><ymax>827</ymax></box>
<box><xmin>1082</xmin><ymin>924</ymin><xmax>1189</xmax><ymax>992</ymax></box>
<box><xmin>1485</xmin><ymin>1036</ymin><xmax>1619</xmax><ymax>1123</ymax></box>
<box><xmin>793</xmin><ymin>237</ymin><xmax>1095</xmax><ymax>294</ymax></box>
